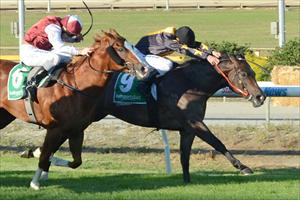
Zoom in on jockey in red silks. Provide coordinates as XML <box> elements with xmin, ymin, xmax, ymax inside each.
<box><xmin>20</xmin><ymin>15</ymin><xmax>94</xmax><ymax>87</ymax></box>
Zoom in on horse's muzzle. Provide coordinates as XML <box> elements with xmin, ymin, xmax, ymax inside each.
<box><xmin>248</xmin><ymin>93</ymin><xmax>266</xmax><ymax>107</ymax></box>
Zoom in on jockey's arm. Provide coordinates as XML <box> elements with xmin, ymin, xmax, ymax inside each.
<box><xmin>45</xmin><ymin>24</ymin><xmax>80</xmax><ymax>56</ymax></box>
<box><xmin>184</xmin><ymin>42</ymin><xmax>221</xmax><ymax>65</ymax></box>
<box><xmin>165</xmin><ymin>39</ymin><xmax>211</xmax><ymax>60</ymax></box>
<box><xmin>195</xmin><ymin>42</ymin><xmax>221</xmax><ymax>58</ymax></box>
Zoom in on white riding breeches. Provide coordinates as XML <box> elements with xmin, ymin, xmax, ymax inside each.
<box><xmin>20</xmin><ymin>44</ymin><xmax>72</xmax><ymax>72</ymax></box>
<box><xmin>145</xmin><ymin>55</ymin><xmax>173</xmax><ymax>77</ymax></box>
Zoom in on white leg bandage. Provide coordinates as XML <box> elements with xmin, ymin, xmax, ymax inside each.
<box><xmin>50</xmin><ymin>156</ymin><xmax>69</xmax><ymax>167</ymax></box>
<box><xmin>30</xmin><ymin>168</ymin><xmax>42</xmax><ymax>190</ymax></box>
<box><xmin>33</xmin><ymin>147</ymin><xmax>41</xmax><ymax>158</ymax></box>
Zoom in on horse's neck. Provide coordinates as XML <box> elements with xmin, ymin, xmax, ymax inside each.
<box><xmin>64</xmin><ymin>56</ymin><xmax>107</xmax><ymax>90</ymax></box>
<box><xmin>178</xmin><ymin>60</ymin><xmax>227</xmax><ymax>95</ymax></box>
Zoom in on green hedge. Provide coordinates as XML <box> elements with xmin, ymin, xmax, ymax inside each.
<box><xmin>207</xmin><ymin>39</ymin><xmax>300</xmax><ymax>81</ymax></box>
<box><xmin>208</xmin><ymin>41</ymin><xmax>252</xmax><ymax>55</ymax></box>
<box><xmin>207</xmin><ymin>41</ymin><xmax>270</xmax><ymax>80</ymax></box>
<box><xmin>268</xmin><ymin>38</ymin><xmax>300</xmax><ymax>67</ymax></box>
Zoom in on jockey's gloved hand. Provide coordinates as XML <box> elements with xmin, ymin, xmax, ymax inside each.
<box><xmin>207</xmin><ymin>55</ymin><xmax>220</xmax><ymax>66</ymax></box>
<box><xmin>72</xmin><ymin>34</ymin><xmax>83</xmax><ymax>42</ymax></box>
<box><xmin>212</xmin><ymin>51</ymin><xmax>221</xmax><ymax>58</ymax></box>
<box><xmin>79</xmin><ymin>47</ymin><xmax>94</xmax><ymax>56</ymax></box>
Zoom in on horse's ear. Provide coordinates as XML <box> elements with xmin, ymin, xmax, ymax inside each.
<box><xmin>109</xmin><ymin>29</ymin><xmax>121</xmax><ymax>39</ymax></box>
<box><xmin>94</xmin><ymin>33</ymin><xmax>102</xmax><ymax>43</ymax></box>
<box><xmin>109</xmin><ymin>28</ymin><xmax>117</xmax><ymax>34</ymax></box>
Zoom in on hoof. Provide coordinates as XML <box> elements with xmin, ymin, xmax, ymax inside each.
<box><xmin>39</xmin><ymin>171</ymin><xmax>48</xmax><ymax>181</ymax></box>
<box><xmin>30</xmin><ymin>181</ymin><xmax>40</xmax><ymax>190</ymax></box>
<box><xmin>20</xmin><ymin>149</ymin><xmax>33</xmax><ymax>158</ymax></box>
<box><xmin>241</xmin><ymin>167</ymin><xmax>254</xmax><ymax>175</ymax></box>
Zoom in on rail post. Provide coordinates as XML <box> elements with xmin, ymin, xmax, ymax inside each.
<box><xmin>47</xmin><ymin>0</ymin><xmax>51</xmax><ymax>13</ymax></box>
<box><xmin>265</xmin><ymin>97</ymin><xmax>271</xmax><ymax>122</ymax></box>
<box><xmin>160</xmin><ymin>129</ymin><xmax>172</xmax><ymax>175</ymax></box>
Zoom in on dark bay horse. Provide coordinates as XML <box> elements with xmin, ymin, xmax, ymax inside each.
<box><xmin>95</xmin><ymin>54</ymin><xmax>266</xmax><ymax>182</ymax></box>
<box><xmin>0</xmin><ymin>30</ymin><xmax>141</xmax><ymax>189</ymax></box>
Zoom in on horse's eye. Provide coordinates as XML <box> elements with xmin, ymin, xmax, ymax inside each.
<box><xmin>118</xmin><ymin>47</ymin><xmax>125</xmax><ymax>52</ymax></box>
<box><xmin>239</xmin><ymin>72</ymin><xmax>247</xmax><ymax>78</ymax></box>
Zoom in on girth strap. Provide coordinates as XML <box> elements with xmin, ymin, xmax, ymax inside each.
<box><xmin>24</xmin><ymin>97</ymin><xmax>37</xmax><ymax>123</ymax></box>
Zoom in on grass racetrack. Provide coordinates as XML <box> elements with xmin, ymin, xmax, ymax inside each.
<box><xmin>1</xmin><ymin>120</ymin><xmax>299</xmax><ymax>200</ymax></box>
<box><xmin>0</xmin><ymin>152</ymin><xmax>299</xmax><ymax>200</ymax></box>
<box><xmin>0</xmin><ymin>8</ymin><xmax>300</xmax><ymax>54</ymax></box>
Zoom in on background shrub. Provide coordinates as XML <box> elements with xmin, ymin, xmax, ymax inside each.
<box><xmin>268</xmin><ymin>38</ymin><xmax>300</xmax><ymax>67</ymax></box>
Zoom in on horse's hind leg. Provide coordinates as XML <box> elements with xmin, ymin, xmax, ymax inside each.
<box><xmin>179</xmin><ymin>131</ymin><xmax>195</xmax><ymax>183</ymax></box>
<box><xmin>0</xmin><ymin>108</ymin><xmax>15</xmax><ymax>129</ymax></box>
<box><xmin>188</xmin><ymin>121</ymin><xmax>253</xmax><ymax>175</ymax></box>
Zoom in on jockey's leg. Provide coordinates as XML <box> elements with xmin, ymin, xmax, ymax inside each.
<box><xmin>138</xmin><ymin>55</ymin><xmax>173</xmax><ymax>96</ymax></box>
<box><xmin>144</xmin><ymin>55</ymin><xmax>173</xmax><ymax>77</ymax></box>
<box><xmin>21</xmin><ymin>44</ymin><xmax>61</xmax><ymax>101</ymax></box>
<box><xmin>20</xmin><ymin>44</ymin><xmax>61</xmax><ymax>73</ymax></box>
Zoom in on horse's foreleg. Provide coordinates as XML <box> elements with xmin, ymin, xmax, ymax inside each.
<box><xmin>189</xmin><ymin>120</ymin><xmax>253</xmax><ymax>175</ymax></box>
<box><xmin>67</xmin><ymin>131</ymin><xmax>84</xmax><ymax>169</ymax></box>
<box><xmin>179</xmin><ymin>131</ymin><xmax>195</xmax><ymax>183</ymax></box>
<box><xmin>30</xmin><ymin>129</ymin><xmax>67</xmax><ymax>190</ymax></box>
<box><xmin>31</xmin><ymin>131</ymin><xmax>84</xmax><ymax>169</ymax></box>
<box><xmin>0</xmin><ymin>108</ymin><xmax>15</xmax><ymax>129</ymax></box>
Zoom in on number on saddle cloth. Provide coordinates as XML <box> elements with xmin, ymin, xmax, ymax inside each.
<box><xmin>113</xmin><ymin>73</ymin><xmax>157</xmax><ymax>105</ymax></box>
<box><xmin>7</xmin><ymin>63</ymin><xmax>32</xmax><ymax>100</ymax></box>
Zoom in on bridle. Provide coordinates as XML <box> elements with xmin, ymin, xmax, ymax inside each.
<box><xmin>213</xmin><ymin>56</ymin><xmax>249</xmax><ymax>97</ymax></box>
<box><xmin>87</xmin><ymin>39</ymin><xmax>136</xmax><ymax>74</ymax></box>
<box><xmin>56</xmin><ymin>39</ymin><xmax>138</xmax><ymax>96</ymax></box>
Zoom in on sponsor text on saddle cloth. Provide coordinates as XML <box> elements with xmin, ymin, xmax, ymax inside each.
<box><xmin>113</xmin><ymin>73</ymin><xmax>157</xmax><ymax>105</ymax></box>
<box><xmin>7</xmin><ymin>63</ymin><xmax>48</xmax><ymax>100</ymax></box>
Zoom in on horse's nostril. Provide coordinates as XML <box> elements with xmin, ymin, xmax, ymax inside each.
<box><xmin>256</xmin><ymin>95</ymin><xmax>265</xmax><ymax>102</ymax></box>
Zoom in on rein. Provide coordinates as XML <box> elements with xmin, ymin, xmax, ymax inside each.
<box><xmin>213</xmin><ymin>58</ymin><xmax>249</xmax><ymax>97</ymax></box>
<box><xmin>54</xmin><ymin>44</ymin><xmax>129</xmax><ymax>96</ymax></box>
<box><xmin>87</xmin><ymin>55</ymin><xmax>114</xmax><ymax>74</ymax></box>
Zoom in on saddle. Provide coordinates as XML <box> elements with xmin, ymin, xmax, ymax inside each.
<box><xmin>7</xmin><ymin>63</ymin><xmax>65</xmax><ymax>102</ymax></box>
<box><xmin>26</xmin><ymin>64</ymin><xmax>65</xmax><ymax>102</ymax></box>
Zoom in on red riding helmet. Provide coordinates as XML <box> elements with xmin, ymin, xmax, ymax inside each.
<box><xmin>60</xmin><ymin>15</ymin><xmax>83</xmax><ymax>35</ymax></box>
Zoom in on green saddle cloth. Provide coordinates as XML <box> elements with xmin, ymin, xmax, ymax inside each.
<box><xmin>7</xmin><ymin>63</ymin><xmax>32</xmax><ymax>100</ymax></box>
<box><xmin>113</xmin><ymin>73</ymin><xmax>147</xmax><ymax>105</ymax></box>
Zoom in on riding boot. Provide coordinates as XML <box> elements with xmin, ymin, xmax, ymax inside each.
<box><xmin>138</xmin><ymin>68</ymin><xmax>159</xmax><ymax>97</ymax></box>
<box><xmin>26</xmin><ymin>69</ymin><xmax>48</xmax><ymax>102</ymax></box>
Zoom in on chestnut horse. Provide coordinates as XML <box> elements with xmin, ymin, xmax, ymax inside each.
<box><xmin>28</xmin><ymin>54</ymin><xmax>266</xmax><ymax>185</ymax></box>
<box><xmin>0</xmin><ymin>30</ymin><xmax>141</xmax><ymax>189</ymax></box>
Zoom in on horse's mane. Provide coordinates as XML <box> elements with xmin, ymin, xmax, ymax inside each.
<box><xmin>65</xmin><ymin>29</ymin><xmax>125</xmax><ymax>70</ymax></box>
<box><xmin>92</xmin><ymin>29</ymin><xmax>125</xmax><ymax>47</ymax></box>
<box><xmin>174</xmin><ymin>58</ymin><xmax>209</xmax><ymax>72</ymax></box>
